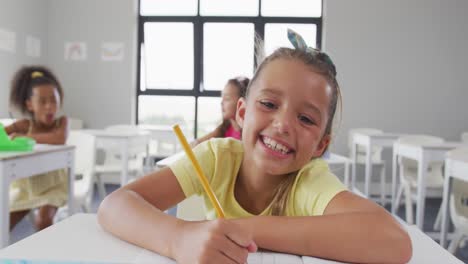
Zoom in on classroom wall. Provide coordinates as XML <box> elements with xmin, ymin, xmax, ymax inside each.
<box><xmin>0</xmin><ymin>0</ymin><xmax>48</xmax><ymax>118</ymax></box>
<box><xmin>323</xmin><ymin>0</ymin><xmax>468</xmax><ymax>155</ymax></box>
<box><xmin>2</xmin><ymin>0</ymin><xmax>467</xmax><ymax>156</ymax></box>
<box><xmin>47</xmin><ymin>0</ymin><xmax>138</xmax><ymax>128</ymax></box>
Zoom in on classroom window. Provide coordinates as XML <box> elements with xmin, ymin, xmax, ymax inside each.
<box><xmin>137</xmin><ymin>0</ymin><xmax>322</xmax><ymax>141</ymax></box>
<box><xmin>138</xmin><ymin>95</ymin><xmax>195</xmax><ymax>136</ymax></box>
<box><xmin>197</xmin><ymin>97</ymin><xmax>222</xmax><ymax>138</ymax></box>
<box><xmin>203</xmin><ymin>23</ymin><xmax>255</xmax><ymax>91</ymax></box>
<box><xmin>140</xmin><ymin>0</ymin><xmax>197</xmax><ymax>16</ymax></box>
<box><xmin>200</xmin><ymin>0</ymin><xmax>259</xmax><ymax>16</ymax></box>
<box><xmin>261</xmin><ymin>0</ymin><xmax>322</xmax><ymax>17</ymax></box>
<box><xmin>143</xmin><ymin>23</ymin><xmax>194</xmax><ymax>90</ymax></box>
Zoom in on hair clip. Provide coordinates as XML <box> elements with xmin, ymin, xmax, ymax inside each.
<box><xmin>31</xmin><ymin>71</ymin><xmax>44</xmax><ymax>79</ymax></box>
<box><xmin>287</xmin><ymin>28</ymin><xmax>337</xmax><ymax>76</ymax></box>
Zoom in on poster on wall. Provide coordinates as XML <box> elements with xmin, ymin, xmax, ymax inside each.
<box><xmin>26</xmin><ymin>35</ymin><xmax>41</xmax><ymax>57</ymax></box>
<box><xmin>64</xmin><ymin>42</ymin><xmax>87</xmax><ymax>61</ymax></box>
<box><xmin>0</xmin><ymin>28</ymin><xmax>16</xmax><ymax>53</ymax></box>
<box><xmin>101</xmin><ymin>42</ymin><xmax>124</xmax><ymax>61</ymax></box>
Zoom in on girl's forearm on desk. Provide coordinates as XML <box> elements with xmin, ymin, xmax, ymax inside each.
<box><xmin>97</xmin><ymin>189</ymin><xmax>184</xmax><ymax>258</ymax></box>
<box><xmin>240</xmin><ymin>211</ymin><xmax>411</xmax><ymax>264</ymax></box>
<box><xmin>29</xmin><ymin>132</ymin><xmax>66</xmax><ymax>144</ymax></box>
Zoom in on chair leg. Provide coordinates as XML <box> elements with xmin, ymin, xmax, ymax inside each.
<box><xmin>395</xmin><ymin>184</ymin><xmax>404</xmax><ymax>212</ymax></box>
<box><xmin>448</xmin><ymin>231</ymin><xmax>464</xmax><ymax>254</ymax></box>
<box><xmin>81</xmin><ymin>204</ymin><xmax>89</xmax><ymax>213</ymax></box>
<box><xmin>380</xmin><ymin>164</ymin><xmax>386</xmax><ymax>206</ymax></box>
<box><xmin>433</xmin><ymin>203</ymin><xmax>443</xmax><ymax>231</ymax></box>
<box><xmin>404</xmin><ymin>184</ymin><xmax>413</xmax><ymax>225</ymax></box>
<box><xmin>95</xmin><ymin>173</ymin><xmax>107</xmax><ymax>200</ymax></box>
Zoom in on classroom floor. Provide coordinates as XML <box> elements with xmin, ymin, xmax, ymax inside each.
<box><xmin>9</xmin><ymin>184</ymin><xmax>468</xmax><ymax>263</ymax></box>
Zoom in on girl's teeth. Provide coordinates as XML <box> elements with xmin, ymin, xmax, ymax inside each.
<box><xmin>263</xmin><ymin>136</ymin><xmax>290</xmax><ymax>154</ymax></box>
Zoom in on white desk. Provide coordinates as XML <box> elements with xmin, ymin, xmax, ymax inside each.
<box><xmin>391</xmin><ymin>141</ymin><xmax>461</xmax><ymax>230</ymax></box>
<box><xmin>0</xmin><ymin>214</ymin><xmax>462</xmax><ymax>264</ymax></box>
<box><xmin>0</xmin><ymin>144</ymin><xmax>75</xmax><ymax>249</ymax></box>
<box><xmin>82</xmin><ymin>129</ymin><xmax>151</xmax><ymax>186</ymax></box>
<box><xmin>326</xmin><ymin>153</ymin><xmax>352</xmax><ymax>188</ymax></box>
<box><xmin>440</xmin><ymin>152</ymin><xmax>468</xmax><ymax>247</ymax></box>
<box><xmin>137</xmin><ymin>124</ymin><xmax>186</xmax><ymax>156</ymax></box>
<box><xmin>351</xmin><ymin>132</ymin><xmax>402</xmax><ymax>203</ymax></box>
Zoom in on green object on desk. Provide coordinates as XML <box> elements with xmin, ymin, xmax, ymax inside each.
<box><xmin>0</xmin><ymin>123</ymin><xmax>35</xmax><ymax>151</ymax></box>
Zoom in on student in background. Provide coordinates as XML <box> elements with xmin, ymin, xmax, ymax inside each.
<box><xmin>5</xmin><ymin>66</ymin><xmax>69</xmax><ymax>231</ymax></box>
<box><xmin>98</xmin><ymin>30</ymin><xmax>412</xmax><ymax>264</ymax></box>
<box><xmin>191</xmin><ymin>77</ymin><xmax>249</xmax><ymax>146</ymax></box>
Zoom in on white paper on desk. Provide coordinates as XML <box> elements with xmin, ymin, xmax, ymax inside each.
<box><xmin>302</xmin><ymin>255</ymin><xmax>345</xmax><ymax>264</ymax></box>
<box><xmin>132</xmin><ymin>248</ymin><xmax>175</xmax><ymax>263</ymax></box>
<box><xmin>248</xmin><ymin>252</ymin><xmax>302</xmax><ymax>264</ymax></box>
<box><xmin>133</xmin><ymin>250</ymin><xmax>304</xmax><ymax>264</ymax></box>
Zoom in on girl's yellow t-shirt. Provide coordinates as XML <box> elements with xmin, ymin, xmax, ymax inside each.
<box><xmin>170</xmin><ymin>138</ymin><xmax>346</xmax><ymax>220</ymax></box>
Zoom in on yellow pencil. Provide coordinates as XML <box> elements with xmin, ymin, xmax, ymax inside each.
<box><xmin>172</xmin><ymin>124</ymin><xmax>226</xmax><ymax>218</ymax></box>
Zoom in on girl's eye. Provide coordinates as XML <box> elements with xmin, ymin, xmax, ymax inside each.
<box><xmin>299</xmin><ymin>114</ymin><xmax>316</xmax><ymax>125</ymax></box>
<box><xmin>259</xmin><ymin>100</ymin><xmax>276</xmax><ymax>109</ymax></box>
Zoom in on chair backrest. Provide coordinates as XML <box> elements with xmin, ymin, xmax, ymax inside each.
<box><xmin>106</xmin><ymin>124</ymin><xmax>140</xmax><ymax>133</ymax></box>
<box><xmin>397</xmin><ymin>135</ymin><xmax>444</xmax><ymax>186</ymax></box>
<box><xmin>0</xmin><ymin>118</ymin><xmax>15</xmax><ymax>126</ymax></box>
<box><xmin>462</xmin><ymin>132</ymin><xmax>468</xmax><ymax>144</ymax></box>
<box><xmin>104</xmin><ymin>124</ymin><xmax>149</xmax><ymax>161</ymax></box>
<box><xmin>69</xmin><ymin>118</ymin><xmax>84</xmax><ymax>130</ymax></box>
<box><xmin>447</xmin><ymin>147</ymin><xmax>468</xmax><ymax>162</ymax></box>
<box><xmin>67</xmin><ymin>130</ymin><xmax>96</xmax><ymax>176</ymax></box>
<box><xmin>397</xmin><ymin>135</ymin><xmax>444</xmax><ymax>146</ymax></box>
<box><xmin>348</xmin><ymin>128</ymin><xmax>384</xmax><ymax>162</ymax></box>
<box><xmin>138</xmin><ymin>124</ymin><xmax>182</xmax><ymax>156</ymax></box>
<box><xmin>447</xmin><ymin>147</ymin><xmax>468</xmax><ymax>220</ymax></box>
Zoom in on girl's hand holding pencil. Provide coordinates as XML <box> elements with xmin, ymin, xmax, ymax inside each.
<box><xmin>172</xmin><ymin>125</ymin><xmax>257</xmax><ymax>263</ymax></box>
<box><xmin>172</xmin><ymin>219</ymin><xmax>257</xmax><ymax>264</ymax></box>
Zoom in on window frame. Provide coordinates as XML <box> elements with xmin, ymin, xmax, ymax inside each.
<box><xmin>136</xmin><ymin>0</ymin><xmax>323</xmax><ymax>138</ymax></box>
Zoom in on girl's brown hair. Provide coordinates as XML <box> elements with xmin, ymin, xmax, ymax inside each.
<box><xmin>9</xmin><ymin>65</ymin><xmax>64</xmax><ymax>116</ymax></box>
<box><xmin>246</xmin><ymin>48</ymin><xmax>341</xmax><ymax>216</ymax></box>
<box><xmin>214</xmin><ymin>76</ymin><xmax>250</xmax><ymax>137</ymax></box>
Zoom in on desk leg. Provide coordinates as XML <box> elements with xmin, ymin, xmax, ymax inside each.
<box><xmin>365</xmin><ymin>144</ymin><xmax>372</xmax><ymax>197</ymax></box>
<box><xmin>121</xmin><ymin>139</ymin><xmax>129</xmax><ymax>186</ymax></box>
<box><xmin>440</xmin><ymin>162</ymin><xmax>452</xmax><ymax>248</ymax></box>
<box><xmin>416</xmin><ymin>156</ymin><xmax>428</xmax><ymax>230</ymax></box>
<box><xmin>0</xmin><ymin>163</ymin><xmax>10</xmax><ymax>248</ymax></box>
<box><xmin>344</xmin><ymin>161</ymin><xmax>350</xmax><ymax>188</ymax></box>
<box><xmin>351</xmin><ymin>143</ymin><xmax>357</xmax><ymax>191</ymax></box>
<box><xmin>391</xmin><ymin>151</ymin><xmax>398</xmax><ymax>214</ymax></box>
<box><xmin>67</xmin><ymin>150</ymin><xmax>76</xmax><ymax>215</ymax></box>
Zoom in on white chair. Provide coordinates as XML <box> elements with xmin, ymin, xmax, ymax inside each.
<box><xmin>54</xmin><ymin>131</ymin><xmax>96</xmax><ymax>222</ymax></box>
<box><xmin>176</xmin><ymin>195</ymin><xmax>206</xmax><ymax>221</ymax></box>
<box><xmin>394</xmin><ymin>135</ymin><xmax>444</xmax><ymax>225</ymax></box>
<box><xmin>138</xmin><ymin>124</ymin><xmax>185</xmax><ymax>162</ymax></box>
<box><xmin>0</xmin><ymin>118</ymin><xmax>15</xmax><ymax>126</ymax></box>
<box><xmin>445</xmin><ymin>147</ymin><xmax>468</xmax><ymax>253</ymax></box>
<box><xmin>462</xmin><ymin>132</ymin><xmax>468</xmax><ymax>143</ymax></box>
<box><xmin>348</xmin><ymin>128</ymin><xmax>386</xmax><ymax>204</ymax></box>
<box><xmin>94</xmin><ymin>125</ymin><xmax>150</xmax><ymax>197</ymax></box>
<box><xmin>68</xmin><ymin>118</ymin><xmax>84</xmax><ymax>129</ymax></box>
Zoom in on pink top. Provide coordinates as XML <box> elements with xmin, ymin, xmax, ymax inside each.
<box><xmin>224</xmin><ymin>124</ymin><xmax>241</xmax><ymax>140</ymax></box>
